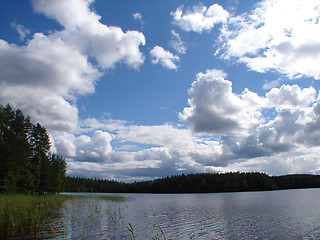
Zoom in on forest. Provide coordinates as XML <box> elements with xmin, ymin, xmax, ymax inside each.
<box><xmin>0</xmin><ymin>104</ymin><xmax>66</xmax><ymax>194</ymax></box>
<box><xmin>1</xmin><ymin>104</ymin><xmax>320</xmax><ymax>194</ymax></box>
<box><xmin>65</xmin><ymin>172</ymin><xmax>320</xmax><ymax>193</ymax></box>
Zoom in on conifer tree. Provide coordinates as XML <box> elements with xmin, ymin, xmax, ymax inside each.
<box><xmin>0</xmin><ymin>104</ymin><xmax>66</xmax><ymax>194</ymax></box>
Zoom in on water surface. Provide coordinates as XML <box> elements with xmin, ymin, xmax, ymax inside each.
<box><xmin>56</xmin><ymin>189</ymin><xmax>320</xmax><ymax>239</ymax></box>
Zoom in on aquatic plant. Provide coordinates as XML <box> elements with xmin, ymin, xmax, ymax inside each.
<box><xmin>95</xmin><ymin>194</ymin><xmax>128</xmax><ymax>202</ymax></box>
<box><xmin>0</xmin><ymin>194</ymin><xmax>75</xmax><ymax>239</ymax></box>
<box><xmin>153</xmin><ymin>223</ymin><xmax>167</xmax><ymax>240</ymax></box>
<box><xmin>0</xmin><ymin>193</ymin><xmax>166</xmax><ymax>239</ymax></box>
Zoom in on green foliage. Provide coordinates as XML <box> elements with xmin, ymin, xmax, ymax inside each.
<box><xmin>0</xmin><ymin>194</ymin><xmax>74</xmax><ymax>239</ymax></box>
<box><xmin>273</xmin><ymin>174</ymin><xmax>320</xmax><ymax>190</ymax></box>
<box><xmin>95</xmin><ymin>195</ymin><xmax>128</xmax><ymax>202</ymax></box>
<box><xmin>65</xmin><ymin>172</ymin><xmax>320</xmax><ymax>194</ymax></box>
<box><xmin>0</xmin><ymin>104</ymin><xmax>66</xmax><ymax>194</ymax></box>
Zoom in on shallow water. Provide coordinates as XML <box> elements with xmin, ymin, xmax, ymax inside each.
<box><xmin>53</xmin><ymin>189</ymin><xmax>320</xmax><ymax>239</ymax></box>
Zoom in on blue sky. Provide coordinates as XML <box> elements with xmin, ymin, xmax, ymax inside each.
<box><xmin>1</xmin><ymin>0</ymin><xmax>320</xmax><ymax>181</ymax></box>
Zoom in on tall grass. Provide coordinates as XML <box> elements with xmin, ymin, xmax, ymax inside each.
<box><xmin>0</xmin><ymin>193</ymin><xmax>166</xmax><ymax>239</ymax></box>
<box><xmin>0</xmin><ymin>194</ymin><xmax>75</xmax><ymax>239</ymax></box>
<box><xmin>95</xmin><ymin>194</ymin><xmax>128</xmax><ymax>202</ymax></box>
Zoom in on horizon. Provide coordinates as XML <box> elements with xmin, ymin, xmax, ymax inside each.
<box><xmin>66</xmin><ymin>172</ymin><xmax>317</xmax><ymax>183</ymax></box>
<box><xmin>1</xmin><ymin>0</ymin><xmax>320</xmax><ymax>182</ymax></box>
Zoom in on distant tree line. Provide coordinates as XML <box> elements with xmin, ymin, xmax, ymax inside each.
<box><xmin>65</xmin><ymin>172</ymin><xmax>320</xmax><ymax>193</ymax></box>
<box><xmin>0</xmin><ymin>104</ymin><xmax>66</xmax><ymax>194</ymax></box>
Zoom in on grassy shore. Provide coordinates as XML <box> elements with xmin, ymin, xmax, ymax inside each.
<box><xmin>0</xmin><ymin>193</ymin><xmax>128</xmax><ymax>239</ymax></box>
<box><xmin>0</xmin><ymin>194</ymin><xmax>74</xmax><ymax>239</ymax></box>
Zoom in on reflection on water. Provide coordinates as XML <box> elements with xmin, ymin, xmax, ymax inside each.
<box><xmin>51</xmin><ymin>189</ymin><xmax>320</xmax><ymax>239</ymax></box>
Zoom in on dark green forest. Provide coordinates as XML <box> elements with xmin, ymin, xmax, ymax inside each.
<box><xmin>65</xmin><ymin>172</ymin><xmax>320</xmax><ymax>193</ymax></box>
<box><xmin>0</xmin><ymin>104</ymin><xmax>66</xmax><ymax>194</ymax></box>
<box><xmin>1</xmin><ymin>104</ymin><xmax>320</xmax><ymax>194</ymax></box>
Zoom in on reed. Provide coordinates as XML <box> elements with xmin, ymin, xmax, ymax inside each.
<box><xmin>0</xmin><ymin>193</ymin><xmax>165</xmax><ymax>239</ymax></box>
<box><xmin>0</xmin><ymin>194</ymin><xmax>75</xmax><ymax>239</ymax></box>
<box><xmin>95</xmin><ymin>194</ymin><xmax>128</xmax><ymax>202</ymax></box>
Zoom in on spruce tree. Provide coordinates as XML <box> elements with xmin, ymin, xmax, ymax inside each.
<box><xmin>0</xmin><ymin>104</ymin><xmax>67</xmax><ymax>194</ymax></box>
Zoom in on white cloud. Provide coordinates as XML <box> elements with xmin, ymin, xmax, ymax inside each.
<box><xmin>79</xmin><ymin>117</ymin><xmax>129</xmax><ymax>133</ymax></box>
<box><xmin>2</xmin><ymin>0</ymin><xmax>320</xmax><ymax>181</ymax></box>
<box><xmin>116</xmin><ymin>124</ymin><xmax>197</xmax><ymax>152</ymax></box>
<box><xmin>170</xmin><ymin>30</ymin><xmax>187</xmax><ymax>54</ymax></box>
<box><xmin>176</xmin><ymin>68</ymin><xmax>320</xmax><ymax>174</ymax></box>
<box><xmin>0</xmin><ymin>0</ymin><xmax>146</xmax><ymax>136</ymax></box>
<box><xmin>172</xmin><ymin>4</ymin><xmax>229</xmax><ymax>33</ymax></box>
<box><xmin>219</xmin><ymin>84</ymin><xmax>320</xmax><ymax>160</ymax></box>
<box><xmin>0</xmin><ymin>32</ymin><xmax>96</xmax><ymax>135</ymax></box>
<box><xmin>132</xmin><ymin>12</ymin><xmax>144</xmax><ymax>29</ymax></box>
<box><xmin>75</xmin><ymin>130</ymin><xmax>113</xmax><ymax>162</ymax></box>
<box><xmin>61</xmin><ymin>92</ymin><xmax>320</xmax><ymax>179</ymax></box>
<box><xmin>219</xmin><ymin>0</ymin><xmax>320</xmax><ymax>79</ymax></box>
<box><xmin>132</xmin><ymin>12</ymin><xmax>142</xmax><ymax>21</ymax></box>
<box><xmin>180</xmin><ymin>69</ymin><xmax>265</xmax><ymax>135</ymax></box>
<box><xmin>53</xmin><ymin>132</ymin><xmax>77</xmax><ymax>157</ymax></box>
<box><xmin>0</xmin><ymin>0</ymin><xmax>151</xmax><ymax>181</ymax></box>
<box><xmin>10</xmin><ymin>22</ymin><xmax>30</xmax><ymax>41</ymax></box>
<box><xmin>53</xmin><ymin>130</ymin><xmax>113</xmax><ymax>163</ymax></box>
<box><xmin>32</xmin><ymin>0</ymin><xmax>146</xmax><ymax>69</ymax></box>
<box><xmin>0</xmin><ymin>34</ymin><xmax>99</xmax><ymax>98</ymax></box>
<box><xmin>262</xmin><ymin>78</ymin><xmax>281</xmax><ymax>90</ymax></box>
<box><xmin>32</xmin><ymin>0</ymin><xmax>98</xmax><ymax>29</ymax></box>
<box><xmin>150</xmin><ymin>46</ymin><xmax>180</xmax><ymax>70</ymax></box>
<box><xmin>204</xmin><ymin>146</ymin><xmax>320</xmax><ymax>176</ymax></box>
<box><xmin>0</xmin><ymin>84</ymin><xmax>79</xmax><ymax>133</ymax></box>
<box><xmin>266</xmin><ymin>85</ymin><xmax>317</xmax><ymax>108</ymax></box>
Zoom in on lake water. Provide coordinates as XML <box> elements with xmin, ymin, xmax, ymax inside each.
<box><xmin>54</xmin><ymin>188</ymin><xmax>320</xmax><ymax>239</ymax></box>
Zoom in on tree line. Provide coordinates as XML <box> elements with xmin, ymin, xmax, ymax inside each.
<box><xmin>65</xmin><ymin>172</ymin><xmax>320</xmax><ymax>193</ymax></box>
<box><xmin>0</xmin><ymin>104</ymin><xmax>66</xmax><ymax>194</ymax></box>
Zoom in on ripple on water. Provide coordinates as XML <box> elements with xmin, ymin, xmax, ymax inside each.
<box><xmin>50</xmin><ymin>189</ymin><xmax>320</xmax><ymax>239</ymax></box>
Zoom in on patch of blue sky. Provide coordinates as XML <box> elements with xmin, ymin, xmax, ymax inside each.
<box><xmin>260</xmin><ymin>107</ymin><xmax>278</xmax><ymax>123</ymax></box>
<box><xmin>0</xmin><ymin>1</ymin><xmax>62</xmax><ymax>44</ymax></box>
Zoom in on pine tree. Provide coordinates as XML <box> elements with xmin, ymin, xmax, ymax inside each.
<box><xmin>0</xmin><ymin>104</ymin><xmax>67</xmax><ymax>194</ymax></box>
<box><xmin>31</xmin><ymin>123</ymin><xmax>51</xmax><ymax>194</ymax></box>
<box><xmin>0</xmin><ymin>105</ymin><xmax>33</xmax><ymax>192</ymax></box>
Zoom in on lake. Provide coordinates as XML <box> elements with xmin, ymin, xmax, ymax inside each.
<box><xmin>54</xmin><ymin>188</ymin><xmax>320</xmax><ymax>239</ymax></box>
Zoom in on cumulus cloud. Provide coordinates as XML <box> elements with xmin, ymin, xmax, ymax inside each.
<box><xmin>64</xmin><ymin>117</ymin><xmax>221</xmax><ymax>175</ymax></box>
<box><xmin>172</xmin><ymin>3</ymin><xmax>229</xmax><ymax>32</ymax></box>
<box><xmin>266</xmin><ymin>85</ymin><xmax>317</xmax><ymax>108</ymax></box>
<box><xmin>0</xmin><ymin>0</ymin><xmax>150</xmax><ymax>180</ymax></box>
<box><xmin>32</xmin><ymin>0</ymin><xmax>146</xmax><ymax>69</ymax></box>
<box><xmin>0</xmin><ymin>0</ymin><xmax>145</xmax><ymax>136</ymax></box>
<box><xmin>53</xmin><ymin>130</ymin><xmax>113</xmax><ymax>162</ymax></box>
<box><xmin>75</xmin><ymin>130</ymin><xmax>113</xmax><ymax>162</ymax></box>
<box><xmin>150</xmin><ymin>46</ymin><xmax>180</xmax><ymax>70</ymax></box>
<box><xmin>0</xmin><ymin>35</ymin><xmax>99</xmax><ymax>98</ymax></box>
<box><xmin>180</xmin><ymin>69</ymin><xmax>265</xmax><ymax>135</ymax></box>
<box><xmin>57</xmin><ymin>0</ymin><xmax>320</xmax><ymax>180</ymax></box>
<box><xmin>175</xmin><ymin>68</ymin><xmax>320</xmax><ymax>174</ymax></box>
<box><xmin>218</xmin><ymin>0</ymin><xmax>320</xmax><ymax>79</ymax></box>
<box><xmin>0</xmin><ymin>87</ymin><xmax>79</xmax><ymax>133</ymax></box>
<box><xmin>63</xmin><ymin>89</ymin><xmax>320</xmax><ymax>179</ymax></box>
<box><xmin>204</xmin><ymin>146</ymin><xmax>320</xmax><ymax>176</ymax></box>
<box><xmin>2</xmin><ymin>0</ymin><xmax>320</xmax><ymax>181</ymax></box>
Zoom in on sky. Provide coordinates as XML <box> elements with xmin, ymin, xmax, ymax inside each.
<box><xmin>1</xmin><ymin>0</ymin><xmax>320</xmax><ymax>181</ymax></box>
